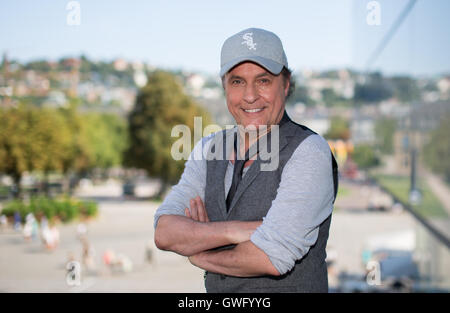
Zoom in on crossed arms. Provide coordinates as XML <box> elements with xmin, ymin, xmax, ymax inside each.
<box><xmin>154</xmin><ymin>196</ymin><xmax>280</xmax><ymax>277</ymax></box>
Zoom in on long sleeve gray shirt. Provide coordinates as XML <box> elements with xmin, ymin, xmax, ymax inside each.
<box><xmin>154</xmin><ymin>130</ymin><xmax>334</xmax><ymax>275</ymax></box>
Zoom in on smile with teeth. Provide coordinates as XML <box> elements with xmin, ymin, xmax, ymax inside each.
<box><xmin>243</xmin><ymin>108</ymin><xmax>264</xmax><ymax>113</ymax></box>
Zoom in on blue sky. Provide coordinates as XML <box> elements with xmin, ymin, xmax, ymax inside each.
<box><xmin>1</xmin><ymin>0</ymin><xmax>449</xmax><ymax>77</ymax></box>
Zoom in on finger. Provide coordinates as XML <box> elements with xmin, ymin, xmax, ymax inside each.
<box><xmin>190</xmin><ymin>199</ymin><xmax>199</xmax><ymax>221</ymax></box>
<box><xmin>196</xmin><ymin>196</ymin><xmax>209</xmax><ymax>222</ymax></box>
<box><xmin>197</xmin><ymin>197</ymin><xmax>207</xmax><ymax>223</ymax></box>
<box><xmin>200</xmin><ymin>196</ymin><xmax>209</xmax><ymax>222</ymax></box>
<box><xmin>185</xmin><ymin>207</ymin><xmax>191</xmax><ymax>218</ymax></box>
<box><xmin>194</xmin><ymin>196</ymin><xmax>203</xmax><ymax>222</ymax></box>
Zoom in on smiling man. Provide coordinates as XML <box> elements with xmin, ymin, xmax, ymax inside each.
<box><xmin>154</xmin><ymin>28</ymin><xmax>338</xmax><ymax>292</ymax></box>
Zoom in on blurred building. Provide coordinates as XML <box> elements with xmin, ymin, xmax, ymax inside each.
<box><xmin>414</xmin><ymin>219</ymin><xmax>450</xmax><ymax>290</ymax></box>
<box><xmin>393</xmin><ymin>101</ymin><xmax>450</xmax><ymax>175</ymax></box>
<box><xmin>113</xmin><ymin>58</ymin><xmax>128</xmax><ymax>71</ymax></box>
<box><xmin>287</xmin><ymin>104</ymin><xmax>331</xmax><ymax>136</ymax></box>
<box><xmin>437</xmin><ymin>76</ymin><xmax>450</xmax><ymax>100</ymax></box>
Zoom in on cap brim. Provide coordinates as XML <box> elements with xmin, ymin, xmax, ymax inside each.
<box><xmin>220</xmin><ymin>56</ymin><xmax>284</xmax><ymax>77</ymax></box>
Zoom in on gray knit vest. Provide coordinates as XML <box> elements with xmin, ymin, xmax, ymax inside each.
<box><xmin>203</xmin><ymin>114</ymin><xmax>337</xmax><ymax>293</ymax></box>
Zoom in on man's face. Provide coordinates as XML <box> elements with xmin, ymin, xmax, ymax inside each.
<box><xmin>224</xmin><ymin>62</ymin><xmax>289</xmax><ymax>129</ymax></box>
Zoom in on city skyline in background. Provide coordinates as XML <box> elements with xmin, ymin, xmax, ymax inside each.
<box><xmin>1</xmin><ymin>0</ymin><xmax>450</xmax><ymax>77</ymax></box>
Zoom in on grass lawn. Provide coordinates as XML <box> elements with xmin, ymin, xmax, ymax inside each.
<box><xmin>336</xmin><ymin>185</ymin><xmax>351</xmax><ymax>198</ymax></box>
<box><xmin>372</xmin><ymin>174</ymin><xmax>448</xmax><ymax>218</ymax></box>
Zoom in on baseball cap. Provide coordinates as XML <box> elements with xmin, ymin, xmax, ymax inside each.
<box><xmin>220</xmin><ymin>28</ymin><xmax>288</xmax><ymax>77</ymax></box>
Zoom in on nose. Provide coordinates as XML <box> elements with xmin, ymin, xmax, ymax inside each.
<box><xmin>243</xmin><ymin>83</ymin><xmax>259</xmax><ymax>104</ymax></box>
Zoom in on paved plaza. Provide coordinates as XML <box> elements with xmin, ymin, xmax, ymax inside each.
<box><xmin>0</xmin><ymin>181</ymin><xmax>417</xmax><ymax>292</ymax></box>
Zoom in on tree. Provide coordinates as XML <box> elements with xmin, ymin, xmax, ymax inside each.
<box><xmin>124</xmin><ymin>70</ymin><xmax>212</xmax><ymax>196</ymax></box>
<box><xmin>57</xmin><ymin>101</ymin><xmax>128</xmax><ymax>192</ymax></box>
<box><xmin>354</xmin><ymin>72</ymin><xmax>393</xmax><ymax>104</ymax></box>
<box><xmin>375</xmin><ymin>117</ymin><xmax>397</xmax><ymax>154</ymax></box>
<box><xmin>24</xmin><ymin>60</ymin><xmax>52</xmax><ymax>72</ymax></box>
<box><xmin>352</xmin><ymin>144</ymin><xmax>380</xmax><ymax>169</ymax></box>
<box><xmin>324</xmin><ymin>116</ymin><xmax>351</xmax><ymax>141</ymax></box>
<box><xmin>82</xmin><ymin>112</ymin><xmax>127</xmax><ymax>170</ymax></box>
<box><xmin>424</xmin><ymin>113</ymin><xmax>450</xmax><ymax>182</ymax></box>
<box><xmin>390</xmin><ymin>76</ymin><xmax>421</xmax><ymax>103</ymax></box>
<box><xmin>320</xmin><ymin>88</ymin><xmax>352</xmax><ymax>108</ymax></box>
<box><xmin>58</xmin><ymin>100</ymin><xmax>93</xmax><ymax>176</ymax></box>
<box><xmin>286</xmin><ymin>85</ymin><xmax>316</xmax><ymax>107</ymax></box>
<box><xmin>0</xmin><ymin>105</ymin><xmax>72</xmax><ymax>197</ymax></box>
<box><xmin>321</xmin><ymin>88</ymin><xmax>338</xmax><ymax>107</ymax></box>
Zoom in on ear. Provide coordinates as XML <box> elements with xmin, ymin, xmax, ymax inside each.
<box><xmin>221</xmin><ymin>75</ymin><xmax>226</xmax><ymax>90</ymax></box>
<box><xmin>284</xmin><ymin>75</ymin><xmax>290</xmax><ymax>97</ymax></box>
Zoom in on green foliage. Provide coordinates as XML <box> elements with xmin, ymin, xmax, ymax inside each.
<box><xmin>324</xmin><ymin>116</ymin><xmax>351</xmax><ymax>140</ymax></box>
<box><xmin>0</xmin><ymin>105</ymin><xmax>72</xmax><ymax>184</ymax></box>
<box><xmin>354</xmin><ymin>73</ymin><xmax>421</xmax><ymax>105</ymax></box>
<box><xmin>0</xmin><ymin>102</ymin><xmax>128</xmax><ymax>197</ymax></box>
<box><xmin>424</xmin><ymin>113</ymin><xmax>450</xmax><ymax>183</ymax></box>
<box><xmin>422</xmin><ymin>81</ymin><xmax>438</xmax><ymax>92</ymax></box>
<box><xmin>373</xmin><ymin>174</ymin><xmax>448</xmax><ymax>218</ymax></box>
<box><xmin>322</xmin><ymin>89</ymin><xmax>353</xmax><ymax>107</ymax></box>
<box><xmin>321</xmin><ymin>88</ymin><xmax>337</xmax><ymax>106</ymax></box>
<box><xmin>76</xmin><ymin>200</ymin><xmax>98</xmax><ymax>217</ymax></box>
<box><xmin>375</xmin><ymin>117</ymin><xmax>397</xmax><ymax>154</ymax></box>
<box><xmin>354</xmin><ymin>72</ymin><xmax>393</xmax><ymax>105</ymax></box>
<box><xmin>354</xmin><ymin>83</ymin><xmax>393</xmax><ymax>104</ymax></box>
<box><xmin>286</xmin><ymin>85</ymin><xmax>316</xmax><ymax>107</ymax></box>
<box><xmin>77</xmin><ymin>57</ymin><xmax>135</xmax><ymax>86</ymax></box>
<box><xmin>352</xmin><ymin>144</ymin><xmax>380</xmax><ymax>169</ymax></box>
<box><xmin>58</xmin><ymin>101</ymin><xmax>92</xmax><ymax>173</ymax></box>
<box><xmin>390</xmin><ymin>76</ymin><xmax>421</xmax><ymax>103</ymax></box>
<box><xmin>1</xmin><ymin>196</ymin><xmax>98</xmax><ymax>223</ymax></box>
<box><xmin>23</xmin><ymin>60</ymin><xmax>52</xmax><ymax>72</ymax></box>
<box><xmin>1</xmin><ymin>200</ymin><xmax>28</xmax><ymax>219</ymax></box>
<box><xmin>81</xmin><ymin>112</ymin><xmax>127</xmax><ymax>169</ymax></box>
<box><xmin>55</xmin><ymin>99</ymin><xmax>128</xmax><ymax>173</ymax></box>
<box><xmin>125</xmin><ymin>71</ymin><xmax>212</xmax><ymax>189</ymax></box>
<box><xmin>0</xmin><ymin>186</ymin><xmax>9</xmax><ymax>198</ymax></box>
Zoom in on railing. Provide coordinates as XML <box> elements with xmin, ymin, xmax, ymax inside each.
<box><xmin>370</xmin><ymin>176</ymin><xmax>450</xmax><ymax>250</ymax></box>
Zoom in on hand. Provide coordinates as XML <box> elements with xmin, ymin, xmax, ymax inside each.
<box><xmin>188</xmin><ymin>250</ymin><xmax>210</xmax><ymax>269</ymax></box>
<box><xmin>188</xmin><ymin>253</ymin><xmax>200</xmax><ymax>267</ymax></box>
<box><xmin>185</xmin><ymin>196</ymin><xmax>209</xmax><ymax>223</ymax></box>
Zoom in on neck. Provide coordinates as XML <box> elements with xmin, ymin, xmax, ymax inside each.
<box><xmin>236</xmin><ymin>125</ymin><xmax>271</xmax><ymax>158</ymax></box>
<box><xmin>235</xmin><ymin>111</ymin><xmax>288</xmax><ymax>157</ymax></box>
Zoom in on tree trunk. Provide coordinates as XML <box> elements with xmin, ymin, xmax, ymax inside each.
<box><xmin>61</xmin><ymin>172</ymin><xmax>71</xmax><ymax>196</ymax></box>
<box><xmin>12</xmin><ymin>174</ymin><xmax>21</xmax><ymax>199</ymax></box>
<box><xmin>43</xmin><ymin>171</ymin><xmax>50</xmax><ymax>197</ymax></box>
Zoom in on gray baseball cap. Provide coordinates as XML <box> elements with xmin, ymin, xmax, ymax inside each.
<box><xmin>220</xmin><ymin>28</ymin><xmax>288</xmax><ymax>77</ymax></box>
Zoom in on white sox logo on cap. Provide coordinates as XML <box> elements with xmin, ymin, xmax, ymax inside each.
<box><xmin>241</xmin><ymin>32</ymin><xmax>257</xmax><ymax>50</ymax></box>
<box><xmin>220</xmin><ymin>28</ymin><xmax>287</xmax><ymax>77</ymax></box>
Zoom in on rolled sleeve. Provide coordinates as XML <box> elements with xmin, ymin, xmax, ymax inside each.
<box><xmin>153</xmin><ymin>134</ymin><xmax>213</xmax><ymax>229</ymax></box>
<box><xmin>250</xmin><ymin>135</ymin><xmax>335</xmax><ymax>275</ymax></box>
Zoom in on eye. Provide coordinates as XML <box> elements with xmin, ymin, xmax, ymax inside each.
<box><xmin>258</xmin><ymin>78</ymin><xmax>271</xmax><ymax>85</ymax></box>
<box><xmin>230</xmin><ymin>79</ymin><xmax>243</xmax><ymax>86</ymax></box>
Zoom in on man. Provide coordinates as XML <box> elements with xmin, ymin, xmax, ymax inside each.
<box><xmin>154</xmin><ymin>28</ymin><xmax>338</xmax><ymax>292</ymax></box>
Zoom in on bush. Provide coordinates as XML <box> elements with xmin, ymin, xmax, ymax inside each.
<box><xmin>54</xmin><ymin>198</ymin><xmax>79</xmax><ymax>223</ymax></box>
<box><xmin>0</xmin><ymin>196</ymin><xmax>98</xmax><ymax>224</ymax></box>
<box><xmin>352</xmin><ymin>144</ymin><xmax>380</xmax><ymax>169</ymax></box>
<box><xmin>1</xmin><ymin>200</ymin><xmax>28</xmax><ymax>219</ymax></box>
<box><xmin>29</xmin><ymin>197</ymin><xmax>56</xmax><ymax>220</ymax></box>
<box><xmin>79</xmin><ymin>201</ymin><xmax>98</xmax><ymax>217</ymax></box>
